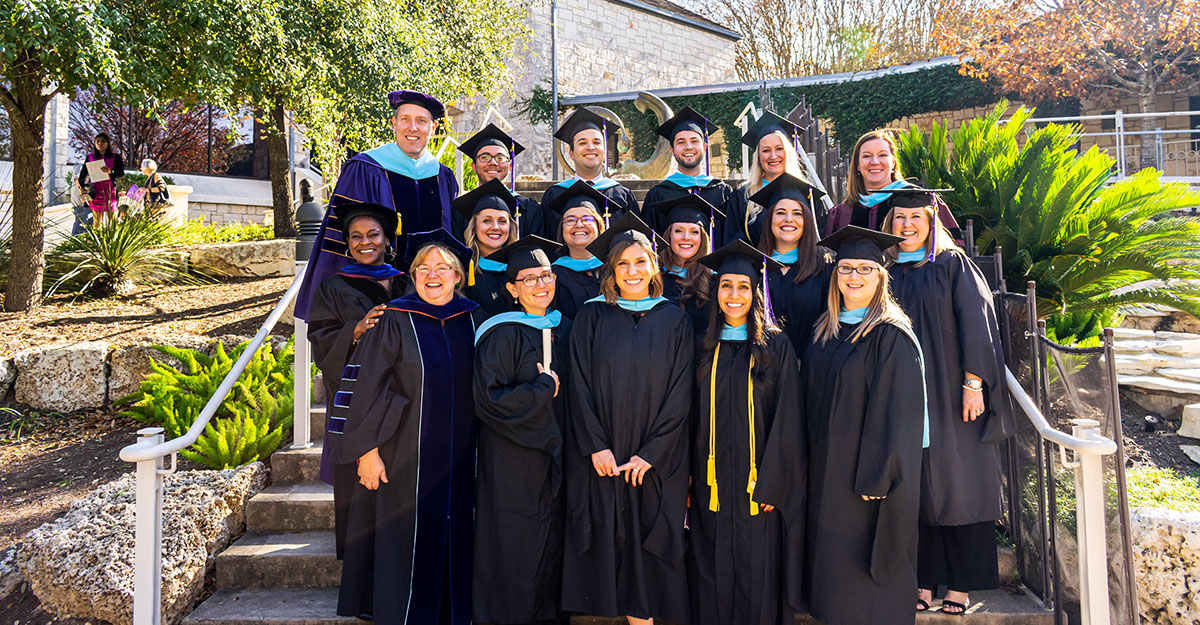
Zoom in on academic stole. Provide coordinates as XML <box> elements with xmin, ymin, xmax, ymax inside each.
<box><xmin>706</xmin><ymin>342</ymin><xmax>760</xmax><ymax>515</ymax></box>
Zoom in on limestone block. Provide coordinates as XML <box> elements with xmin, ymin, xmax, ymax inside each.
<box><xmin>1182</xmin><ymin>445</ymin><xmax>1200</xmax><ymax>465</ymax></box>
<box><xmin>189</xmin><ymin>239</ymin><xmax>296</xmax><ymax>278</ymax></box>
<box><xmin>17</xmin><ymin>463</ymin><xmax>267</xmax><ymax>625</ymax></box>
<box><xmin>1115</xmin><ymin>353</ymin><xmax>1200</xmax><ymax>376</ymax></box>
<box><xmin>1113</xmin><ymin>327</ymin><xmax>1158</xmax><ymax>340</ymax></box>
<box><xmin>1155</xmin><ymin>330</ymin><xmax>1200</xmax><ymax>342</ymax></box>
<box><xmin>1153</xmin><ymin>339</ymin><xmax>1200</xmax><ymax>357</ymax></box>
<box><xmin>1114</xmin><ymin>340</ymin><xmax>1159</xmax><ymax>355</ymax></box>
<box><xmin>1130</xmin><ymin>508</ymin><xmax>1200</xmax><ymax>624</ymax></box>
<box><xmin>1180</xmin><ymin>404</ymin><xmax>1200</xmax><ymax>439</ymax></box>
<box><xmin>0</xmin><ymin>545</ymin><xmax>24</xmax><ymax>600</ymax></box>
<box><xmin>0</xmin><ymin>357</ymin><xmax>15</xmax><ymax>399</ymax></box>
<box><xmin>1119</xmin><ymin>375</ymin><xmax>1200</xmax><ymax>396</ymax></box>
<box><xmin>14</xmin><ymin>342</ymin><xmax>110</xmax><ymax>411</ymax></box>
<box><xmin>107</xmin><ymin>335</ymin><xmax>211</xmax><ymax>401</ymax></box>
<box><xmin>1158</xmin><ymin>368</ymin><xmax>1200</xmax><ymax>384</ymax></box>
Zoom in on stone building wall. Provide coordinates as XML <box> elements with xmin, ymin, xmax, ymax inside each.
<box><xmin>189</xmin><ymin>201</ymin><xmax>272</xmax><ymax>226</ymax></box>
<box><xmin>456</xmin><ymin>0</ymin><xmax>739</xmax><ymax>179</ymax></box>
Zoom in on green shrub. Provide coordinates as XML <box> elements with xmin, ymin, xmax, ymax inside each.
<box><xmin>118</xmin><ymin>172</ymin><xmax>176</xmax><ymax>193</ymax></box>
<box><xmin>118</xmin><ymin>338</ymin><xmax>297</xmax><ymax>469</ymax></box>
<box><xmin>162</xmin><ymin>217</ymin><xmax>273</xmax><ymax>246</ymax></box>
<box><xmin>1126</xmin><ymin>466</ymin><xmax>1200</xmax><ymax>513</ymax></box>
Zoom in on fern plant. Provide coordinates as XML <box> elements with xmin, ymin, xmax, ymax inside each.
<box><xmin>118</xmin><ymin>338</ymin><xmax>297</xmax><ymax>469</ymax></box>
<box><xmin>897</xmin><ymin>100</ymin><xmax>1200</xmax><ymax>341</ymax></box>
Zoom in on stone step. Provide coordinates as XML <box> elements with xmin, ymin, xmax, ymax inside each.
<box><xmin>246</xmin><ymin>482</ymin><xmax>334</xmax><ymax>532</ymax></box>
<box><xmin>1118</xmin><ymin>375</ymin><xmax>1200</xmax><ymax>397</ymax></box>
<box><xmin>215</xmin><ymin>531</ymin><xmax>339</xmax><ymax>589</ymax></box>
<box><xmin>1115</xmin><ymin>353</ymin><xmax>1200</xmax><ymax>376</ymax></box>
<box><xmin>311</xmin><ymin>405</ymin><xmax>326</xmax><ymax>440</ymax></box>
<box><xmin>271</xmin><ymin>442</ymin><xmax>324</xmax><ymax>484</ymax></box>
<box><xmin>1158</xmin><ymin>368</ymin><xmax>1200</xmax><ymax>384</ymax></box>
<box><xmin>184</xmin><ymin>587</ymin><xmax>1049</xmax><ymax>625</ymax></box>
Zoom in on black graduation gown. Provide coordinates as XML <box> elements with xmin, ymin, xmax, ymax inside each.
<box><xmin>722</xmin><ymin>184</ymin><xmax>762</xmax><ymax>246</ymax></box>
<box><xmin>551</xmin><ymin>263</ymin><xmax>601</xmax><ymax>321</ymax></box>
<box><xmin>766</xmin><ymin>258</ymin><xmax>833</xmax><ymax>354</ymax></box>
<box><xmin>662</xmin><ymin>272</ymin><xmax>710</xmax><ymax>337</ymax></box>
<box><xmin>541</xmin><ymin>181</ymin><xmax>640</xmax><ymax>227</ymax></box>
<box><xmin>329</xmin><ymin>293</ymin><xmax>481</xmax><ymax>625</ymax></box>
<box><xmin>472</xmin><ymin>318</ymin><xmax>573</xmax><ymax>624</ymax></box>
<box><xmin>770</xmin><ymin>321</ymin><xmax>925</xmax><ymax>625</ymax></box>
<box><xmin>887</xmin><ymin>251</ymin><xmax>1013</xmax><ymax>526</ymax></box>
<box><xmin>306</xmin><ymin>272</ymin><xmax>403</xmax><ymax>559</ymax></box>
<box><xmin>467</xmin><ymin>264</ymin><xmax>511</xmax><ymax>319</ymax></box>
<box><xmin>562</xmin><ymin>299</ymin><xmax>694</xmax><ymax>622</ymax></box>
<box><xmin>689</xmin><ymin>332</ymin><xmax>802</xmax><ymax>625</ymax></box>
<box><xmin>643</xmin><ymin>178</ymin><xmax>733</xmax><ymax>243</ymax></box>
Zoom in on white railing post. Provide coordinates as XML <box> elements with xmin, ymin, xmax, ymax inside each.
<box><xmin>292</xmin><ymin>261</ymin><xmax>312</xmax><ymax>450</ymax></box>
<box><xmin>1114</xmin><ymin>110</ymin><xmax>1126</xmax><ymax>178</ymax></box>
<box><xmin>1072</xmin><ymin>418</ymin><xmax>1111</xmax><ymax>625</ymax></box>
<box><xmin>132</xmin><ymin>427</ymin><xmax>165</xmax><ymax>625</ymax></box>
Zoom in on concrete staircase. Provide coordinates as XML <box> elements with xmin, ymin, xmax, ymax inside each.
<box><xmin>183</xmin><ymin>406</ymin><xmax>1053</xmax><ymax>625</ymax></box>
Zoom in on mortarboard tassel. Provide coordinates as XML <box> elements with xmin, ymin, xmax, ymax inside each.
<box><xmin>747</xmin><ymin>356</ymin><xmax>759</xmax><ymax>516</ymax></box>
<box><xmin>511</xmin><ymin>141</ymin><xmax>520</xmax><ymax>234</ymax></box>
<box><xmin>704</xmin><ymin>121</ymin><xmax>711</xmax><ymax>178</ymax></box>
<box><xmin>761</xmin><ymin>255</ymin><xmax>777</xmax><ymax>326</ymax></box>
<box><xmin>708</xmin><ymin>207</ymin><xmax>715</xmax><ymax>255</ymax></box>
<box><xmin>602</xmin><ymin>197</ymin><xmax>611</xmax><ymax>229</ymax></box>
<box><xmin>707</xmin><ymin>342</ymin><xmax>721</xmax><ymax>512</ymax></box>
<box><xmin>468</xmin><ymin>259</ymin><xmax>476</xmax><ymax>286</ymax></box>
<box><xmin>927</xmin><ymin>197</ymin><xmax>938</xmax><ymax>263</ymax></box>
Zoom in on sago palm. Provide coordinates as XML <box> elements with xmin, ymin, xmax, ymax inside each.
<box><xmin>896</xmin><ymin>100</ymin><xmax>1200</xmax><ymax>341</ymax></box>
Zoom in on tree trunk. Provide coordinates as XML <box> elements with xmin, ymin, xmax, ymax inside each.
<box><xmin>1137</xmin><ymin>89</ymin><xmax>1160</xmax><ymax>171</ymax></box>
<box><xmin>268</xmin><ymin>102</ymin><xmax>297</xmax><ymax>238</ymax></box>
<box><xmin>2</xmin><ymin>76</ymin><xmax>50</xmax><ymax>312</ymax></box>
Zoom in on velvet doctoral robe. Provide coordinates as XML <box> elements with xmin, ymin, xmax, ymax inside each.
<box><xmin>329</xmin><ymin>292</ymin><xmax>480</xmax><ymax>625</ymax></box>
<box><xmin>887</xmin><ymin>250</ymin><xmax>1013</xmax><ymax>526</ymax></box>
<box><xmin>562</xmin><ymin>299</ymin><xmax>694</xmax><ymax>622</ymax></box>
<box><xmin>472</xmin><ymin>315</ymin><xmax>573</xmax><ymax>624</ymax></box>
<box><xmin>689</xmin><ymin>331</ymin><xmax>803</xmax><ymax>625</ymax></box>
<box><xmin>294</xmin><ymin>149</ymin><xmax>458</xmax><ymax>320</ymax></box>
<box><xmin>306</xmin><ymin>272</ymin><xmax>403</xmax><ymax>558</ymax></box>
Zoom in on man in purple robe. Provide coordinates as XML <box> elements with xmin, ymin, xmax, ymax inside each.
<box><xmin>295</xmin><ymin>90</ymin><xmax>459</xmax><ymax>319</ymax></box>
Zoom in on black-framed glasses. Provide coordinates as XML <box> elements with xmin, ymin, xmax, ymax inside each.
<box><xmin>836</xmin><ymin>265</ymin><xmax>879</xmax><ymax>276</ymax></box>
<box><xmin>476</xmin><ymin>154</ymin><xmax>511</xmax><ymax>165</ymax></box>
<box><xmin>516</xmin><ymin>272</ymin><xmax>556</xmax><ymax>287</ymax></box>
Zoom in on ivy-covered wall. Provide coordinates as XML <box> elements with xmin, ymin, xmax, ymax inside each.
<box><xmin>564</xmin><ymin>64</ymin><xmax>1011</xmax><ymax>171</ymax></box>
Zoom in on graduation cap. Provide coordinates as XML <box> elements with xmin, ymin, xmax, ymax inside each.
<box><xmin>457</xmin><ymin>123</ymin><xmax>526</xmax><ymax>159</ymax></box>
<box><xmin>816</xmin><ymin>225</ymin><xmax>904</xmax><ymax>266</ymax></box>
<box><xmin>388</xmin><ymin>90</ymin><xmax>445</xmax><ymax>120</ymax></box>
<box><xmin>873</xmin><ymin>182</ymin><xmax>954</xmax><ymax>209</ymax></box>
<box><xmin>740</xmin><ymin>110</ymin><xmax>800</xmax><ymax>148</ymax></box>
<box><xmin>451</xmin><ymin>178</ymin><xmax>519</xmax><ymax>222</ymax></box>
<box><xmin>404</xmin><ymin>228</ymin><xmax>473</xmax><ymax>271</ymax></box>
<box><xmin>546</xmin><ymin>181</ymin><xmax>614</xmax><ymax>227</ymax></box>
<box><xmin>656</xmin><ymin>107</ymin><xmax>717</xmax><ymax>177</ymax></box>
<box><xmin>700</xmin><ymin>239</ymin><xmax>784</xmax><ymax>284</ymax></box>
<box><xmin>586</xmin><ymin>211</ymin><xmax>666</xmax><ymax>260</ymax></box>
<box><xmin>650</xmin><ymin>193</ymin><xmax>725</xmax><ymax>253</ymax></box>
<box><xmin>333</xmin><ymin>202</ymin><xmax>400</xmax><ymax>239</ymax></box>
<box><xmin>748</xmin><ymin>172</ymin><xmax>827</xmax><ymax>210</ymax></box>
<box><xmin>553</xmin><ymin>108</ymin><xmax>609</xmax><ymax>144</ymax></box>
<box><xmin>487</xmin><ymin>235</ymin><xmax>561</xmax><ymax>282</ymax></box>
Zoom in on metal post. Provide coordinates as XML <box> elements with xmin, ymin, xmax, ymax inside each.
<box><xmin>1026</xmin><ymin>284</ymin><xmax>1054</xmax><ymax>611</ymax></box>
<box><xmin>1071</xmin><ymin>418</ymin><xmax>1111</xmax><ymax>625</ymax></box>
<box><xmin>1103</xmin><ymin>328</ymin><xmax>1140</xmax><ymax>622</ymax></box>
<box><xmin>550</xmin><ymin>0</ymin><xmax>559</xmax><ymax>181</ymax></box>
<box><xmin>288</xmin><ymin>118</ymin><xmax>297</xmax><ymax>205</ymax></box>
<box><xmin>292</xmin><ymin>271</ymin><xmax>312</xmax><ymax>449</ymax></box>
<box><xmin>1155</xmin><ymin>128</ymin><xmax>1164</xmax><ymax>170</ymax></box>
<box><xmin>132</xmin><ymin>427</ymin><xmax>165</xmax><ymax>625</ymax></box>
<box><xmin>1114</xmin><ymin>111</ymin><xmax>1126</xmax><ymax>178</ymax></box>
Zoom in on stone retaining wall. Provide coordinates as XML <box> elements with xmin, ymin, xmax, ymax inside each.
<box><xmin>1132</xmin><ymin>507</ymin><xmax>1200</xmax><ymax>624</ymax></box>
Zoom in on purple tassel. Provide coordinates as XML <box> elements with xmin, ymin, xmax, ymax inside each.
<box><xmin>511</xmin><ymin>142</ymin><xmax>520</xmax><ymax>233</ymax></box>
<box><xmin>602</xmin><ymin>118</ymin><xmax>608</xmax><ymax>176</ymax></box>
<box><xmin>704</xmin><ymin>121</ymin><xmax>711</xmax><ymax>178</ymax></box>
<box><xmin>762</xmin><ymin>255</ymin><xmax>777</xmax><ymax>326</ymax></box>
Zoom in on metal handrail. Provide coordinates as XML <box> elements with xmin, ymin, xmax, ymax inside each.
<box><xmin>119</xmin><ymin>263</ymin><xmax>309</xmax><ymax>463</ymax></box>
<box><xmin>1004</xmin><ymin>367</ymin><xmax>1117</xmax><ymax>457</ymax></box>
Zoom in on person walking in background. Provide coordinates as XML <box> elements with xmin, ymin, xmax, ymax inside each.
<box><xmin>79</xmin><ymin>132</ymin><xmax>125</xmax><ymax>226</ymax></box>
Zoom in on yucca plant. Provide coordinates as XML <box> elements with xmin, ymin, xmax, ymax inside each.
<box><xmin>44</xmin><ymin>203</ymin><xmax>195</xmax><ymax>297</ymax></box>
<box><xmin>897</xmin><ymin>100</ymin><xmax>1200</xmax><ymax>342</ymax></box>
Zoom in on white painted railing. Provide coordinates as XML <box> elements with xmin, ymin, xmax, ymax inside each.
<box><xmin>119</xmin><ymin>262</ymin><xmax>311</xmax><ymax>625</ymax></box>
<box><xmin>1005</xmin><ymin>366</ymin><xmax>1118</xmax><ymax>624</ymax></box>
<box><xmin>1021</xmin><ymin>109</ymin><xmax>1200</xmax><ymax>183</ymax></box>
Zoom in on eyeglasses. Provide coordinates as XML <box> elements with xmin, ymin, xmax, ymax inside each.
<box><xmin>563</xmin><ymin>216</ymin><xmax>598</xmax><ymax>227</ymax></box>
<box><xmin>515</xmin><ymin>272</ymin><xmax>556</xmax><ymax>287</ymax></box>
<box><xmin>414</xmin><ymin>264</ymin><xmax>455</xmax><ymax>277</ymax></box>
<box><xmin>475</xmin><ymin>154</ymin><xmax>511</xmax><ymax>165</ymax></box>
<box><xmin>836</xmin><ymin>265</ymin><xmax>879</xmax><ymax>276</ymax></box>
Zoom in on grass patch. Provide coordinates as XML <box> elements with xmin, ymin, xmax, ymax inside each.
<box><xmin>1126</xmin><ymin>466</ymin><xmax>1200</xmax><ymax>513</ymax></box>
<box><xmin>162</xmin><ymin>218</ymin><xmax>273</xmax><ymax>246</ymax></box>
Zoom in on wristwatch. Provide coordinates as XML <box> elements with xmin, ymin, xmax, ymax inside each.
<box><xmin>963</xmin><ymin>378</ymin><xmax>983</xmax><ymax>392</ymax></box>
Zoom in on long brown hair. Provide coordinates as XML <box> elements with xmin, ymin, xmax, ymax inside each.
<box><xmin>844</xmin><ymin>130</ymin><xmax>903</xmax><ymax>204</ymax></box>
<box><xmin>812</xmin><ymin>262</ymin><xmax>911</xmax><ymax>345</ymax></box>
<box><xmin>659</xmin><ymin>226</ymin><xmax>712</xmax><ymax>307</ymax></box>
<box><xmin>756</xmin><ymin>196</ymin><xmax>832</xmax><ymax>283</ymax></box>
<box><xmin>599</xmin><ymin>239</ymin><xmax>665</xmax><ymax>304</ymax></box>
<box><xmin>699</xmin><ymin>274</ymin><xmax>779</xmax><ymax>379</ymax></box>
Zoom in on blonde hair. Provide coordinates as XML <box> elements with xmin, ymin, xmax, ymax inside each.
<box><xmin>812</xmin><ymin>262</ymin><xmax>912</xmax><ymax>345</ymax></box>
<box><xmin>408</xmin><ymin>243</ymin><xmax>466</xmax><ymax>293</ymax></box>
<box><xmin>743</xmin><ymin>131</ymin><xmax>804</xmax><ymax>236</ymax></box>
<box><xmin>880</xmin><ymin>202</ymin><xmax>962</xmax><ymax>267</ymax></box>
<box><xmin>599</xmin><ymin>239</ymin><xmax>665</xmax><ymax>304</ymax></box>
<box><xmin>845</xmin><ymin>130</ymin><xmax>903</xmax><ymax>203</ymax></box>
<box><xmin>464</xmin><ymin>210</ymin><xmax>519</xmax><ymax>259</ymax></box>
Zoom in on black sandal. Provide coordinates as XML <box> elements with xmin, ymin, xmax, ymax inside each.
<box><xmin>941</xmin><ymin>600</ymin><xmax>968</xmax><ymax>616</ymax></box>
<box><xmin>916</xmin><ymin>599</ymin><xmax>930</xmax><ymax>612</ymax></box>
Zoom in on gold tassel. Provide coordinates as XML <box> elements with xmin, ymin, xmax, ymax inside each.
<box><xmin>707</xmin><ymin>342</ymin><xmax>721</xmax><ymax>512</ymax></box>
<box><xmin>747</xmin><ymin>356</ymin><xmax>759</xmax><ymax>516</ymax></box>
<box><xmin>468</xmin><ymin>259</ymin><xmax>476</xmax><ymax>286</ymax></box>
